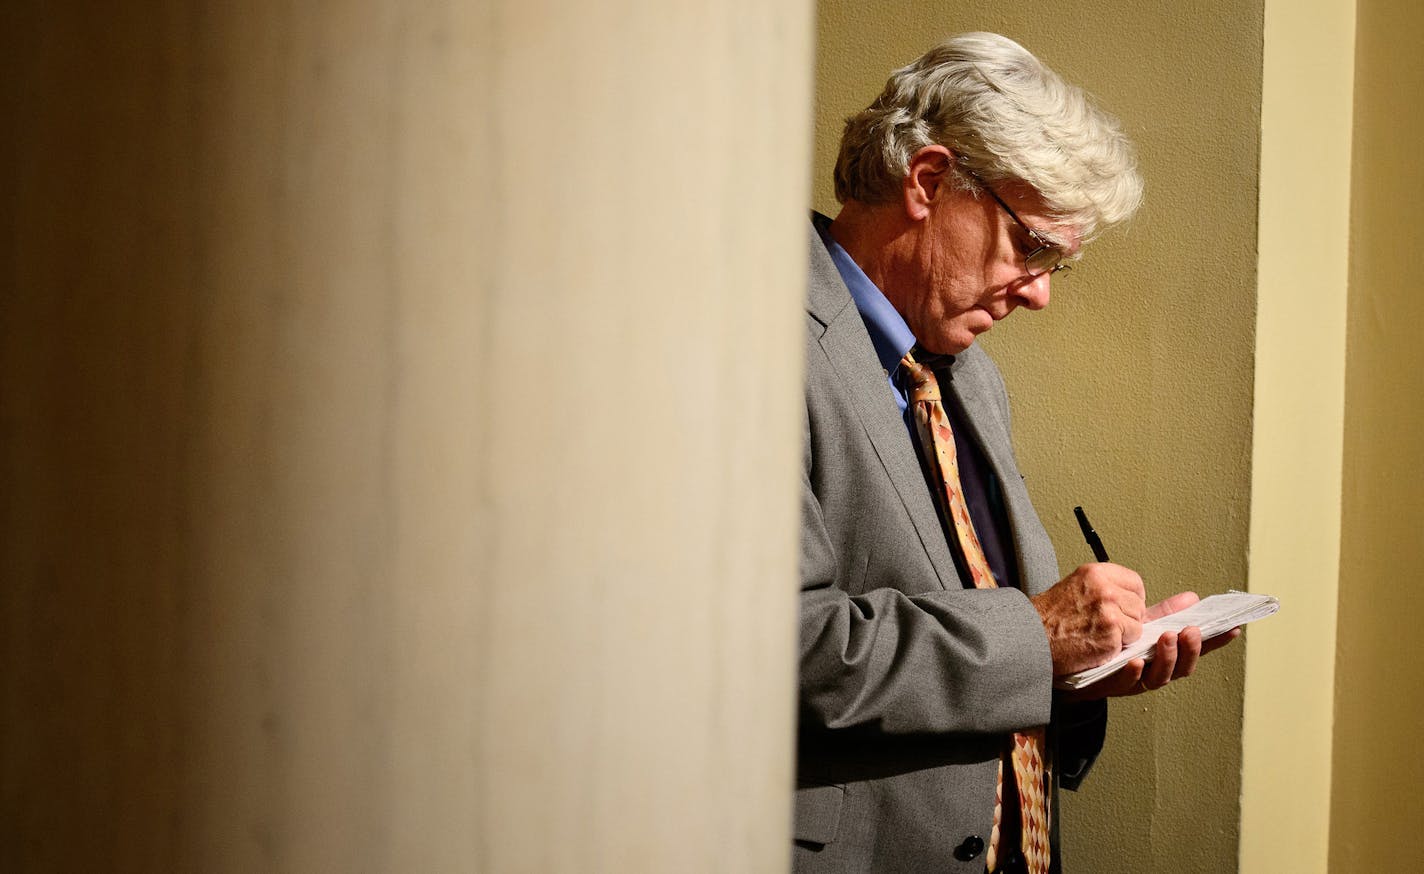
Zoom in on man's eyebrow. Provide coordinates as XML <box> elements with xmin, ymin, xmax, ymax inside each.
<box><xmin>1034</xmin><ymin>226</ymin><xmax>1075</xmax><ymax>255</ymax></box>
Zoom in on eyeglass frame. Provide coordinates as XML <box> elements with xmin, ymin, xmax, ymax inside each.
<box><xmin>962</xmin><ymin>170</ymin><xmax>1072</xmax><ymax>277</ymax></box>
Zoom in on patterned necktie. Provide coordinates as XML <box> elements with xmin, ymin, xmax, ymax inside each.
<box><xmin>901</xmin><ymin>349</ymin><xmax>1052</xmax><ymax>874</ymax></box>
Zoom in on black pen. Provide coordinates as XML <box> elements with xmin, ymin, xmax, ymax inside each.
<box><xmin>1074</xmin><ymin>506</ymin><xmax>1111</xmax><ymax>562</ymax></box>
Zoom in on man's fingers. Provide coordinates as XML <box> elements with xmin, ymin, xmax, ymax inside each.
<box><xmin>1145</xmin><ymin>590</ymin><xmax>1199</xmax><ymax>621</ymax></box>
<box><xmin>1102</xmin><ymin>564</ymin><xmax>1147</xmax><ymax>616</ymax></box>
<box><xmin>1117</xmin><ymin>611</ymin><xmax>1144</xmax><ymax>645</ymax></box>
<box><xmin>1082</xmin><ymin>624</ymin><xmax>1239</xmax><ymax>699</ymax></box>
<box><xmin>1117</xmin><ymin>588</ymin><xmax>1148</xmax><ymax>622</ymax></box>
<box><xmin>1173</xmin><ymin>627</ymin><xmax>1203</xmax><ymax>679</ymax></box>
<box><xmin>1141</xmin><ymin>633</ymin><xmax>1177</xmax><ymax>689</ymax></box>
<box><xmin>1200</xmin><ymin>626</ymin><xmax>1242</xmax><ymax>657</ymax></box>
<box><xmin>1082</xmin><ymin>563</ymin><xmax>1146</xmax><ymax>610</ymax></box>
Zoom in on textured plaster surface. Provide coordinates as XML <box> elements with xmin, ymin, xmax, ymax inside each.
<box><xmin>1328</xmin><ymin>0</ymin><xmax>1424</xmax><ymax>869</ymax></box>
<box><xmin>813</xmin><ymin>4</ymin><xmax>1262</xmax><ymax>872</ymax></box>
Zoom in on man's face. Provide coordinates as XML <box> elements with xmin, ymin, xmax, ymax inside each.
<box><xmin>893</xmin><ymin>181</ymin><xmax>1079</xmax><ymax>355</ymax></box>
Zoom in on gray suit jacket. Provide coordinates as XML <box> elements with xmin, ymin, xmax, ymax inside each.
<box><xmin>795</xmin><ymin>226</ymin><xmax>1106</xmax><ymax>872</ymax></box>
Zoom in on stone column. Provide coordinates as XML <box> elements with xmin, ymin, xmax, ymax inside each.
<box><xmin>1</xmin><ymin>3</ymin><xmax>811</xmax><ymax>871</ymax></box>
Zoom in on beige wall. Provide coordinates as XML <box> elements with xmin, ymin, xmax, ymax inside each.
<box><xmin>1329</xmin><ymin>0</ymin><xmax>1424</xmax><ymax>869</ymax></box>
<box><xmin>1241</xmin><ymin>1</ymin><xmax>1356</xmax><ymax>870</ymax></box>
<box><xmin>814</xmin><ymin>5</ymin><xmax>1262</xmax><ymax>873</ymax></box>
<box><xmin>0</xmin><ymin>2</ymin><xmax>811</xmax><ymax>871</ymax></box>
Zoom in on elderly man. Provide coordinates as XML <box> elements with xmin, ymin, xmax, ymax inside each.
<box><xmin>796</xmin><ymin>33</ymin><xmax>1235</xmax><ymax>874</ymax></box>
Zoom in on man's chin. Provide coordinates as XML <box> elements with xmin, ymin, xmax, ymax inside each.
<box><xmin>941</xmin><ymin>326</ymin><xmax>984</xmax><ymax>355</ymax></box>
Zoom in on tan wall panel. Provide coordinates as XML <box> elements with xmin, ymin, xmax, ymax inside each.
<box><xmin>0</xmin><ymin>2</ymin><xmax>811</xmax><ymax>871</ymax></box>
<box><xmin>1329</xmin><ymin>0</ymin><xmax>1424</xmax><ymax>869</ymax></box>
<box><xmin>813</xmin><ymin>5</ymin><xmax>1262</xmax><ymax>872</ymax></box>
<box><xmin>1241</xmin><ymin>2</ymin><xmax>1356</xmax><ymax>871</ymax></box>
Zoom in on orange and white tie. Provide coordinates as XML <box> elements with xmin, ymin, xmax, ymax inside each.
<box><xmin>901</xmin><ymin>350</ymin><xmax>1052</xmax><ymax>874</ymax></box>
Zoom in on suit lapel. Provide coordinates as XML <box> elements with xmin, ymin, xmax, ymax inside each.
<box><xmin>808</xmin><ymin>230</ymin><xmax>960</xmax><ymax>591</ymax></box>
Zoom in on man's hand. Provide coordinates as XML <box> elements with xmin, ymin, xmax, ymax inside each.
<box><xmin>1066</xmin><ymin>591</ymin><xmax>1243</xmax><ymax>700</ymax></box>
<box><xmin>1030</xmin><ymin>563</ymin><xmax>1148</xmax><ymax>676</ymax></box>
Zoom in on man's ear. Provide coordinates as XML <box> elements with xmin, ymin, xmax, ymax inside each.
<box><xmin>902</xmin><ymin>145</ymin><xmax>956</xmax><ymax>221</ymax></box>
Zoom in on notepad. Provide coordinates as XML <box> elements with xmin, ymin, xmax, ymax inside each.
<box><xmin>1056</xmin><ymin>591</ymin><xmax>1279</xmax><ymax>690</ymax></box>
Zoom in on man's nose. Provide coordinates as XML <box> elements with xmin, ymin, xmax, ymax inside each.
<box><xmin>1013</xmin><ymin>271</ymin><xmax>1052</xmax><ymax>311</ymax></box>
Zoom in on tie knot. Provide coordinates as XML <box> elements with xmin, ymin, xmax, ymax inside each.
<box><xmin>900</xmin><ymin>350</ymin><xmax>943</xmax><ymax>404</ymax></box>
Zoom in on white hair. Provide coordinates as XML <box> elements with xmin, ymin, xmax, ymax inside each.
<box><xmin>833</xmin><ymin>32</ymin><xmax>1143</xmax><ymax>239</ymax></box>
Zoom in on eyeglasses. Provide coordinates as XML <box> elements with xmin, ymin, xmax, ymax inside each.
<box><xmin>971</xmin><ymin>175</ymin><xmax>1072</xmax><ymax>276</ymax></box>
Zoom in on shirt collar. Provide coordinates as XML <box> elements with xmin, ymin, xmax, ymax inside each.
<box><xmin>812</xmin><ymin>212</ymin><xmax>917</xmax><ymax>377</ymax></box>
